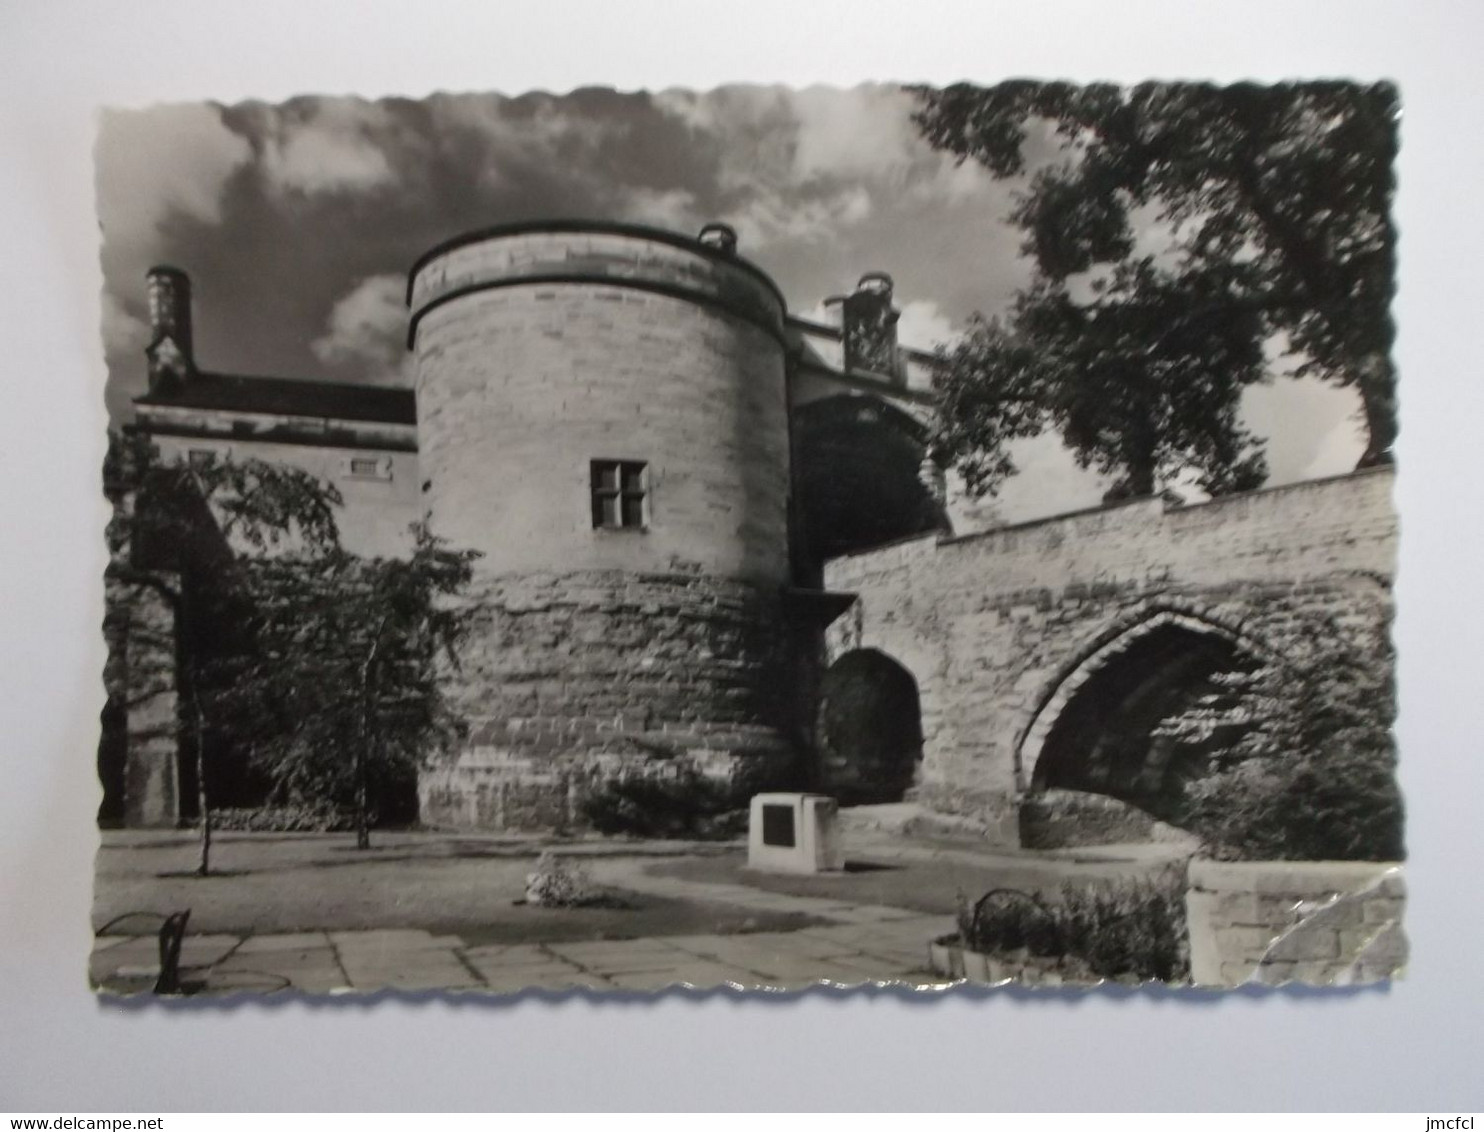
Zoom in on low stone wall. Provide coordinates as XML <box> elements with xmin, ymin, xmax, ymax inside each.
<box><xmin>1184</xmin><ymin>859</ymin><xmax>1407</xmax><ymax>986</ymax></box>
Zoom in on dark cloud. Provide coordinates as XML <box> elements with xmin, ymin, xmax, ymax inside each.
<box><xmin>99</xmin><ymin>85</ymin><xmax>1024</xmax><ymax>408</ymax></box>
<box><xmin>96</xmin><ymin>83</ymin><xmax>1365</xmax><ymax>515</ymax></box>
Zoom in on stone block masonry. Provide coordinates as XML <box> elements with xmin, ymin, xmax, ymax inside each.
<box><xmin>418</xmin><ymin>569</ymin><xmax>799</xmax><ymax>830</ymax></box>
<box><xmin>1184</xmin><ymin>859</ymin><xmax>1407</xmax><ymax>985</ymax></box>
<box><xmin>822</xmin><ymin>468</ymin><xmax>1398</xmax><ymax>841</ymax></box>
<box><xmin>413</xmin><ymin>284</ymin><xmax>791</xmax><ymax>581</ymax></box>
<box><xmin>410</xmin><ymin>227</ymin><xmax>791</xmax><ymax>583</ymax></box>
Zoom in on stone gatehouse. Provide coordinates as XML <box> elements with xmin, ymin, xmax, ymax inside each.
<box><xmin>104</xmin><ymin>219</ymin><xmax>1398</xmax><ymax>838</ymax></box>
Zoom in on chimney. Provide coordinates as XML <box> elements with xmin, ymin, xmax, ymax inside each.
<box><xmin>837</xmin><ymin>272</ymin><xmax>901</xmax><ymax>384</ymax></box>
<box><xmin>697</xmin><ymin>222</ymin><xmax>738</xmax><ymax>255</ymax></box>
<box><xmin>145</xmin><ymin>266</ymin><xmax>194</xmax><ymax>392</ymax></box>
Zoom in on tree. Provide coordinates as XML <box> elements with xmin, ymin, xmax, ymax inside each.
<box><xmin>937</xmin><ymin>262</ymin><xmax>1270</xmax><ymax>500</ymax></box>
<box><xmin>103</xmin><ymin>430</ymin><xmax>343</xmax><ymax>874</ymax></box>
<box><xmin>221</xmin><ymin>524</ymin><xmax>480</xmax><ymax>849</ymax></box>
<box><xmin>913</xmin><ymin>81</ymin><xmax>1400</xmax><ymax>492</ymax></box>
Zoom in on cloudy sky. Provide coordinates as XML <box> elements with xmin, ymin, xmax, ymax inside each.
<box><xmin>96</xmin><ymin>84</ymin><xmax>1367</xmax><ymax>522</ymax></box>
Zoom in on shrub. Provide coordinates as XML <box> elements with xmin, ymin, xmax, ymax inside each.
<box><xmin>524</xmin><ymin>851</ymin><xmax>597</xmax><ymax>908</ymax></box>
<box><xmin>579</xmin><ymin>766</ymin><xmax>746</xmax><ymax>840</ymax></box>
<box><xmin>956</xmin><ymin>888</ymin><xmax>1061</xmax><ymax>956</ymax></box>
<box><xmin>958</xmin><ymin>873</ymin><xmax>1190</xmax><ymax>982</ymax></box>
<box><xmin>210</xmin><ymin>804</ymin><xmax>354</xmax><ymax>832</ymax></box>
<box><xmin>1054</xmin><ymin>877</ymin><xmax>1189</xmax><ymax>982</ymax></box>
<box><xmin>1184</xmin><ymin>742</ymin><xmax>1404</xmax><ymax>862</ymax></box>
<box><xmin>1167</xmin><ymin>613</ymin><xmax>1403</xmax><ymax>861</ymax></box>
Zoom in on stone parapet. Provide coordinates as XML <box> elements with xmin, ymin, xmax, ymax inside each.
<box><xmin>1184</xmin><ymin>858</ymin><xmax>1407</xmax><ymax>985</ymax></box>
<box><xmin>409</xmin><ymin>222</ymin><xmax>786</xmax><ymax>345</ymax></box>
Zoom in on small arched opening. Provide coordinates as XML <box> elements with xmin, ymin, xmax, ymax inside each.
<box><xmin>815</xmin><ymin>648</ymin><xmax>923</xmax><ymax>805</ymax></box>
<box><xmin>1018</xmin><ymin>611</ymin><xmax>1264</xmax><ymax>838</ymax></box>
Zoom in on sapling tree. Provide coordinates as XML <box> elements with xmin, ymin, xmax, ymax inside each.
<box><xmin>103</xmin><ymin>430</ymin><xmax>343</xmax><ymax>875</ymax></box>
<box><xmin>222</xmin><ymin>523</ymin><xmax>480</xmax><ymax>849</ymax></box>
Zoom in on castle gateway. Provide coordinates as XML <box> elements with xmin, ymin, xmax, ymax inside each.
<box><xmin>110</xmin><ymin>220</ymin><xmax>1396</xmax><ymax>843</ymax></box>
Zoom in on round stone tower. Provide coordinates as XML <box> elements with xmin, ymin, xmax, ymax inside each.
<box><xmin>407</xmin><ymin>221</ymin><xmax>798</xmax><ymax>829</ymax></box>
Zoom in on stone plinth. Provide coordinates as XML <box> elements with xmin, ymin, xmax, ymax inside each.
<box><xmin>747</xmin><ymin>793</ymin><xmax>843</xmax><ymax>874</ymax></box>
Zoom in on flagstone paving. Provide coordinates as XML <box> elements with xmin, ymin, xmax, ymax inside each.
<box><xmin>90</xmin><ymin>825</ymin><xmax>1184</xmax><ymax>995</ymax></box>
<box><xmin>90</xmin><ymin>882</ymin><xmax>954</xmax><ymax>995</ymax></box>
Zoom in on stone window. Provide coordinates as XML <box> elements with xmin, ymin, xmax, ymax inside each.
<box><xmin>347</xmin><ymin>456</ymin><xmax>392</xmax><ymax>481</ymax></box>
<box><xmin>590</xmin><ymin>459</ymin><xmax>648</xmax><ymax>529</ymax></box>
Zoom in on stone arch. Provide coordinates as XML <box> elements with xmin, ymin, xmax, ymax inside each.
<box><xmin>814</xmin><ymin>647</ymin><xmax>924</xmax><ymax>805</ymax></box>
<box><xmin>794</xmin><ymin>394</ymin><xmax>946</xmax><ymax>575</ymax></box>
<box><xmin>1015</xmin><ymin>605</ymin><xmax>1274</xmax><ymax>814</ymax></box>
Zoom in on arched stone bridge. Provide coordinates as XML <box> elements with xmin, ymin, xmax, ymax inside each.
<box><xmin>817</xmin><ymin>468</ymin><xmax>1398</xmax><ymax>844</ymax></box>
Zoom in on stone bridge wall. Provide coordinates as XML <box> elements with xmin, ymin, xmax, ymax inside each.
<box><xmin>821</xmin><ymin>469</ymin><xmax>1398</xmax><ymax>841</ymax></box>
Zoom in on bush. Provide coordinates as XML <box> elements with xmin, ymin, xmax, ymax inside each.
<box><xmin>1168</xmin><ymin>613</ymin><xmax>1403</xmax><ymax>861</ymax></box>
<box><xmin>1054</xmin><ymin>877</ymin><xmax>1189</xmax><ymax>982</ymax></box>
<box><xmin>956</xmin><ymin>889</ymin><xmax>1062</xmax><ymax>955</ymax></box>
<box><xmin>524</xmin><ymin>851</ymin><xmax>596</xmax><ymax>907</ymax></box>
<box><xmin>580</xmin><ymin>766</ymin><xmax>747</xmax><ymax>840</ymax></box>
<box><xmin>1185</xmin><ymin>742</ymin><xmax>1404</xmax><ymax>862</ymax></box>
<box><xmin>209</xmin><ymin>804</ymin><xmax>354</xmax><ymax>832</ymax></box>
<box><xmin>957</xmin><ymin>873</ymin><xmax>1190</xmax><ymax>982</ymax></box>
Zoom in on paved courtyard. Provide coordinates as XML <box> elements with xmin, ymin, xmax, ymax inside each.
<box><xmin>90</xmin><ymin>824</ymin><xmax>1186</xmax><ymax>996</ymax></box>
<box><xmin>92</xmin><ymin>916</ymin><xmax>952</xmax><ymax>995</ymax></box>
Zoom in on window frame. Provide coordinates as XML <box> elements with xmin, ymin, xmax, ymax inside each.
<box><xmin>346</xmin><ymin>455</ymin><xmax>394</xmax><ymax>482</ymax></box>
<box><xmin>590</xmin><ymin>459</ymin><xmax>649</xmax><ymax>531</ymax></box>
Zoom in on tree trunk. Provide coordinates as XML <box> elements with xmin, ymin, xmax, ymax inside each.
<box><xmin>1355</xmin><ymin>353</ymin><xmax>1398</xmax><ymax>468</ymax></box>
<box><xmin>1106</xmin><ymin>438</ymin><xmax>1157</xmax><ymax>501</ymax></box>
<box><xmin>355</xmin><ymin>672</ymin><xmax>372</xmax><ymax>851</ymax></box>
<box><xmin>1125</xmin><ymin>460</ymin><xmax>1156</xmax><ymax>498</ymax></box>
<box><xmin>355</xmin><ymin>616</ymin><xmax>388</xmax><ymax>851</ymax></box>
<box><xmin>356</xmin><ymin>721</ymin><xmax>371</xmax><ymax>854</ymax></box>
<box><xmin>355</xmin><ymin>744</ymin><xmax>370</xmax><ymax>851</ymax></box>
<box><xmin>190</xmin><ymin>681</ymin><xmax>211</xmax><ymax>877</ymax></box>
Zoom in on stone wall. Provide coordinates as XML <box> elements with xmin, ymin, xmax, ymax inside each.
<box><xmin>418</xmin><ymin>570</ymin><xmax>800</xmax><ymax>830</ymax></box>
<box><xmin>1184</xmin><ymin>859</ymin><xmax>1408</xmax><ymax>985</ymax></box>
<box><xmin>149</xmin><ymin>430</ymin><xmax>423</xmax><ymax>560</ymax></box>
<box><xmin>412</xmin><ymin>235</ymin><xmax>790</xmax><ymax>582</ymax></box>
<box><xmin>822</xmin><ymin>469</ymin><xmax>1398</xmax><ymax>841</ymax></box>
<box><xmin>102</xmin><ymin>575</ymin><xmax>180</xmax><ymax>828</ymax></box>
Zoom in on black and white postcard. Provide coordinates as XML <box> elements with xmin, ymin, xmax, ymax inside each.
<box><xmin>92</xmin><ymin>81</ymin><xmax>1405</xmax><ymax>996</ymax></box>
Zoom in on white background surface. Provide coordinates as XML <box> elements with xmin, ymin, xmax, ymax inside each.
<box><xmin>1</xmin><ymin>0</ymin><xmax>1481</xmax><ymax>1112</ymax></box>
